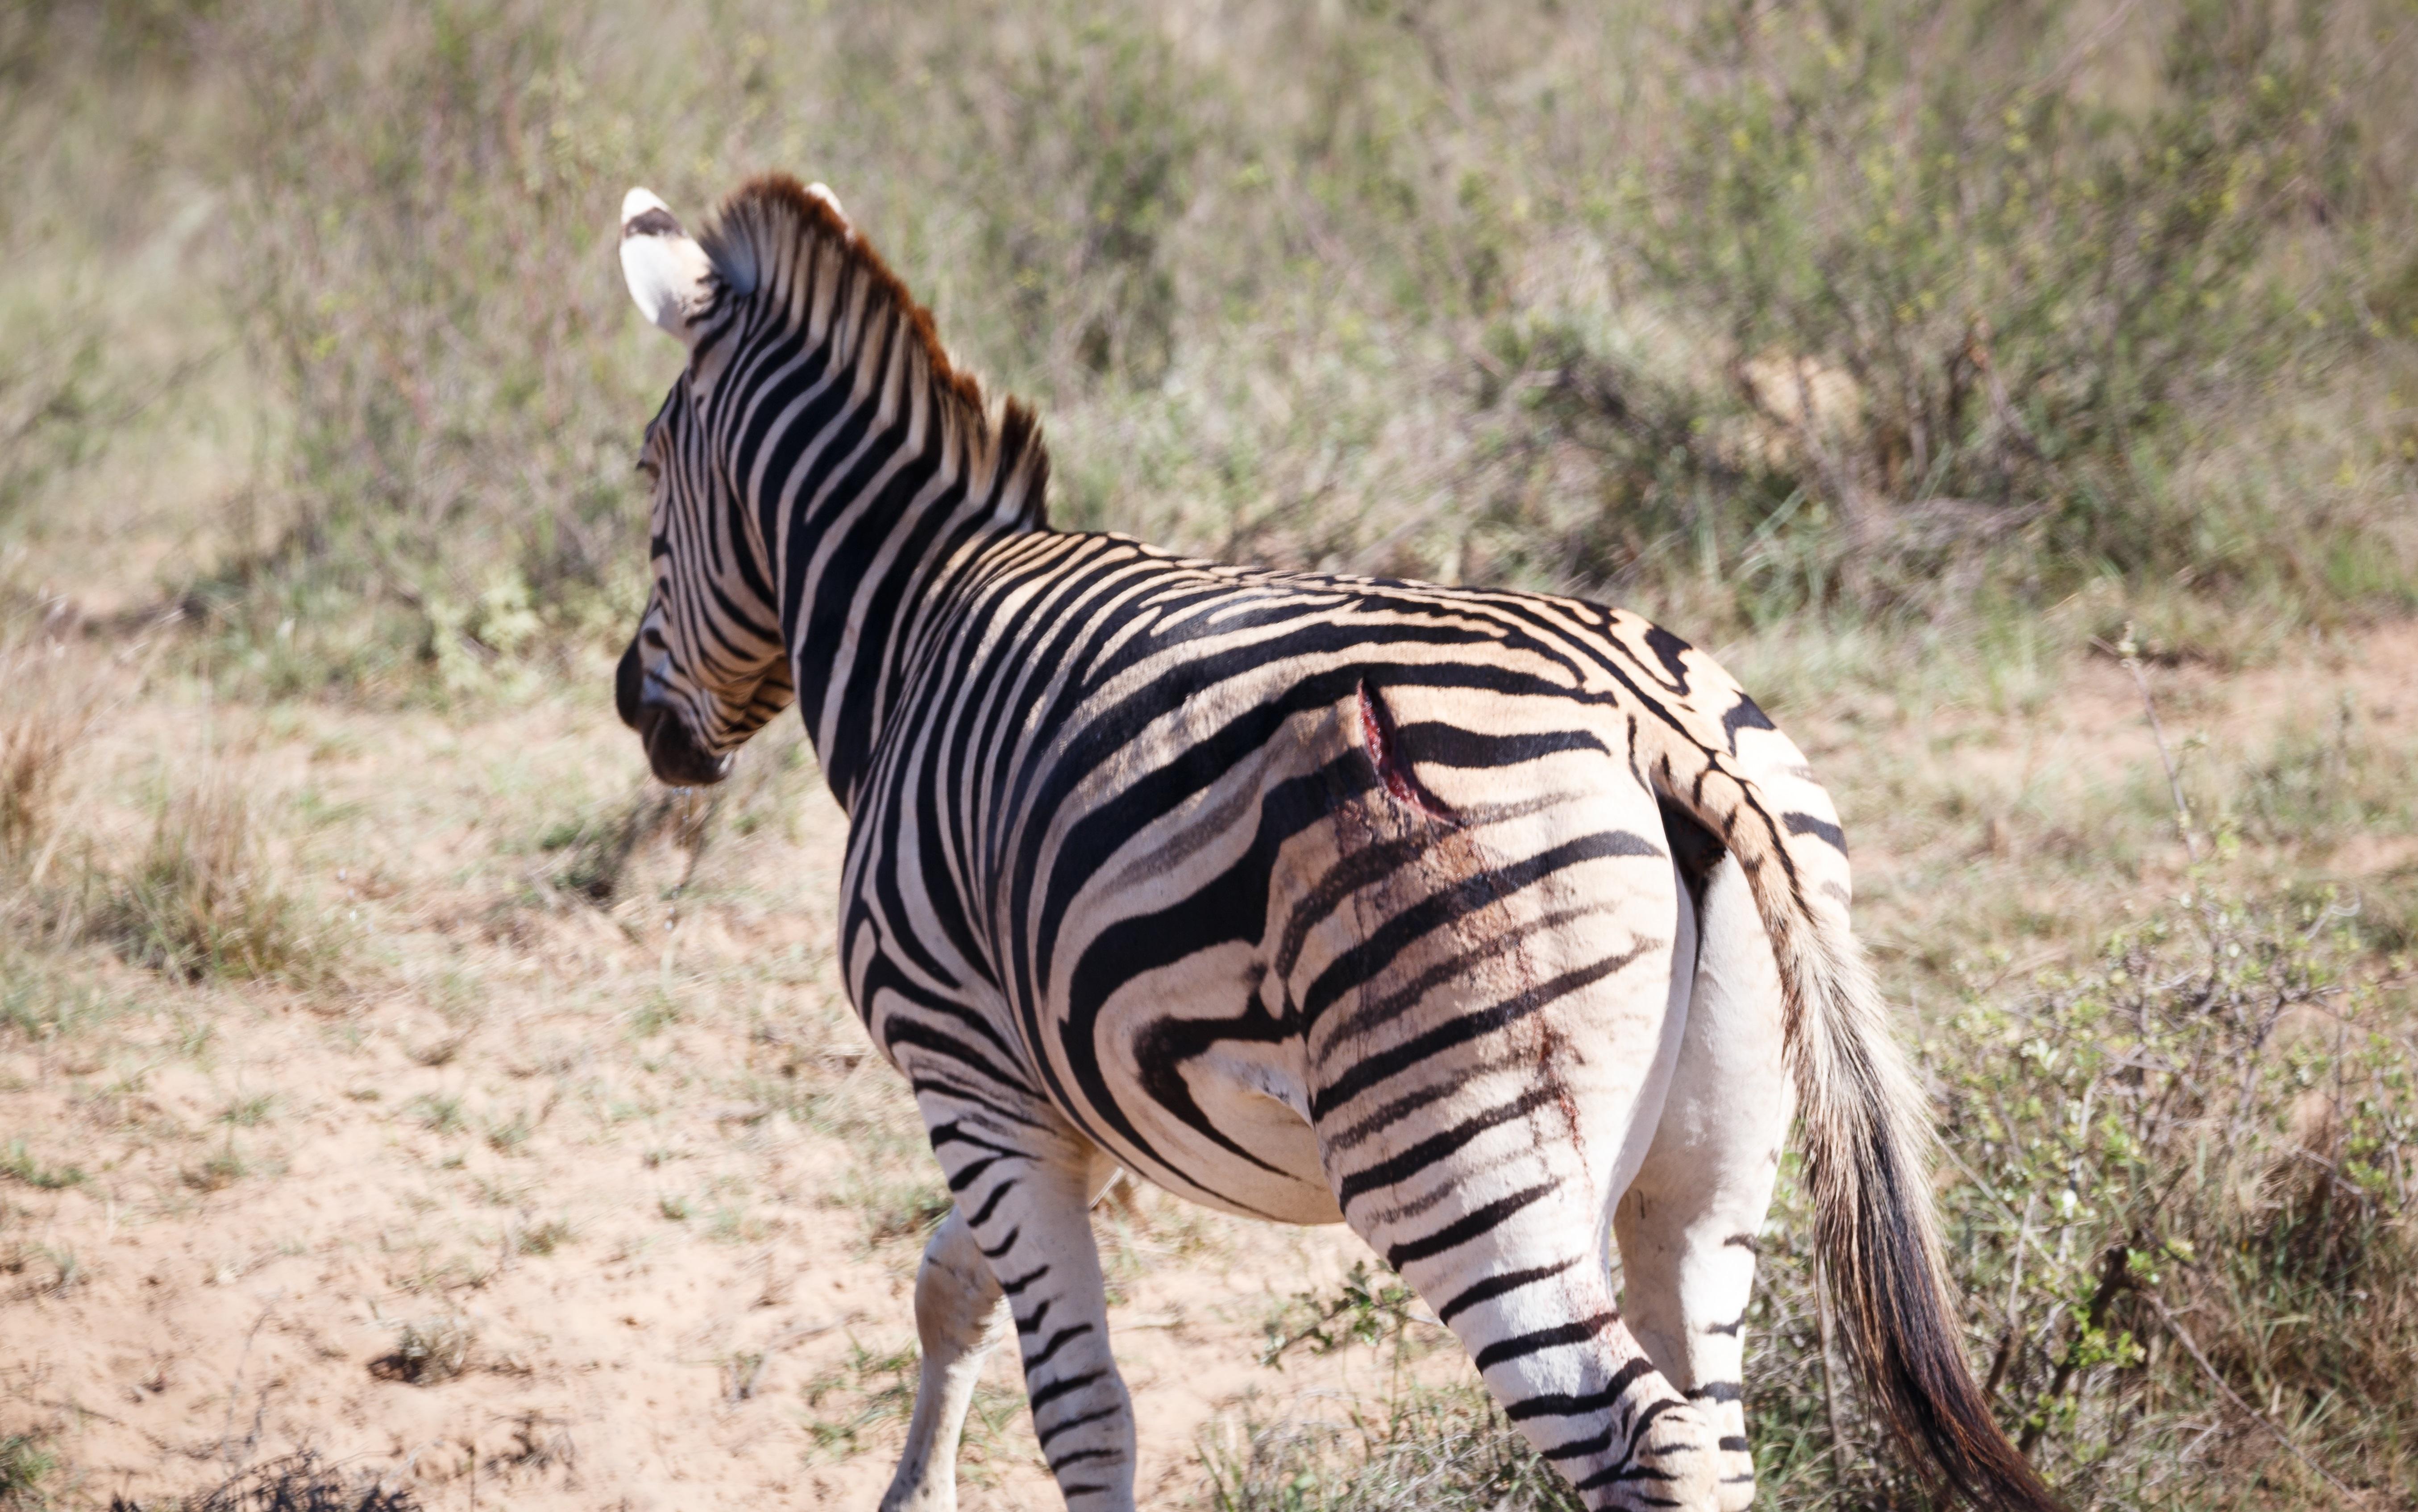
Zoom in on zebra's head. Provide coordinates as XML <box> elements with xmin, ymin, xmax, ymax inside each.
<box><xmin>611</xmin><ymin>184</ymin><xmax>804</xmax><ymax>787</ymax></box>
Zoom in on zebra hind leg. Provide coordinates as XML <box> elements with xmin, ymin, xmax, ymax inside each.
<box><xmin>1326</xmin><ymin>1043</ymin><xmax>1724</xmax><ymax>1512</ymax></box>
<box><xmin>1384</xmin><ymin>1185</ymin><xmax>1723</xmax><ymax>1510</ymax></box>
<box><xmin>878</xmin><ymin>1207</ymin><xmax>1012</xmax><ymax>1512</ymax></box>
<box><xmin>1613</xmin><ymin>857</ymin><xmax>1793</xmax><ymax>1512</ymax></box>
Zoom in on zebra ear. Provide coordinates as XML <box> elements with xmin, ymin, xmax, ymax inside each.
<box><xmin>619</xmin><ymin>187</ymin><xmax>715</xmax><ymax>347</ymax></box>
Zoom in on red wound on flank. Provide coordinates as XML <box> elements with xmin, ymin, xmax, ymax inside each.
<box><xmin>1356</xmin><ymin>679</ymin><xmax>1457</xmax><ymax>823</ymax></box>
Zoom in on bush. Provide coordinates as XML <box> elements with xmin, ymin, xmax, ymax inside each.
<box><xmin>200</xmin><ymin>0</ymin><xmax>676</xmax><ymax>697</ymax></box>
<box><xmin>1738</xmin><ymin>887</ymin><xmax>2415</xmax><ymax>1508</ymax></box>
<box><xmin>9</xmin><ymin>0</ymin><xmax>2410</xmax><ymax>696</ymax></box>
<box><xmin>1475</xmin><ymin>0</ymin><xmax>2415</xmax><ymax>624</ymax></box>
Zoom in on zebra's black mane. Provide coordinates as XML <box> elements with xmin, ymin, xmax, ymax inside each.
<box><xmin>698</xmin><ymin>172</ymin><xmax>1050</xmax><ymax>528</ymax></box>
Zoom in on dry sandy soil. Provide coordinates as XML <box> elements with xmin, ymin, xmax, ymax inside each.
<box><xmin>2</xmin><ymin>620</ymin><xmax>2413</xmax><ymax>1510</ymax></box>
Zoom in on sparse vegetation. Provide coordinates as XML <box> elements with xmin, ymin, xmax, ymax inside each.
<box><xmin>0</xmin><ymin>637</ymin><xmax>96</xmax><ymax>880</ymax></box>
<box><xmin>179</xmin><ymin>1141</ymin><xmax>246</xmax><ymax>1194</ymax></box>
<box><xmin>1201</xmin><ymin>1384</ymin><xmax>1576</xmax><ymax>1512</ymax></box>
<box><xmin>1260</xmin><ymin>1262</ymin><xmax>1428</xmax><ymax>1369</ymax></box>
<box><xmin>801</xmin><ymin>1336</ymin><xmax>1026</xmax><ymax>1468</ymax></box>
<box><xmin>120</xmin><ymin>1452</ymin><xmax>422</xmax><ymax>1512</ymax></box>
<box><xmin>106</xmin><ymin>775</ymin><xmax>312</xmax><ymax>983</ymax></box>
<box><xmin>1227</xmin><ymin>883</ymin><xmax>2418</xmax><ymax>1509</ymax></box>
<box><xmin>840</xmin><ymin>1169</ymin><xmax>952</xmax><ymax>1250</ymax></box>
<box><xmin>0</xmin><ymin>1432</ymin><xmax>57</xmax><ymax>1506</ymax></box>
<box><xmin>405</xmin><ymin>1096</ymin><xmax>466</xmax><ymax>1136</ymax></box>
<box><xmin>0</xmin><ymin>1141</ymin><xmax>85</xmax><ymax>1193</ymax></box>
<box><xmin>511</xmin><ymin>1216</ymin><xmax>575</xmax><ymax>1257</ymax></box>
<box><xmin>374</xmin><ymin>1317</ymin><xmax>477</xmax><ymax>1386</ymax></box>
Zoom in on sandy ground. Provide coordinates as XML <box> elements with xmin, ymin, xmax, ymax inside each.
<box><xmin>0</xmin><ymin>689</ymin><xmax>1407</xmax><ymax>1512</ymax></box>
<box><xmin>2</xmin><ymin>621</ymin><xmax>2412</xmax><ymax>1509</ymax></box>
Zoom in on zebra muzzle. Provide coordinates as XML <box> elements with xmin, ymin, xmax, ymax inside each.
<box><xmin>635</xmin><ymin>701</ymin><xmax>734</xmax><ymax>786</ymax></box>
<box><xmin>618</xmin><ymin>648</ymin><xmax>735</xmax><ymax>786</ymax></box>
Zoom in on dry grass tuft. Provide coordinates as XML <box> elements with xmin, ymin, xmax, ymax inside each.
<box><xmin>369</xmin><ymin>1317</ymin><xmax>476</xmax><ymax>1387</ymax></box>
<box><xmin>0</xmin><ymin>638</ymin><xmax>97</xmax><ymax>882</ymax></box>
<box><xmin>105</xmin><ymin>773</ymin><xmax>312</xmax><ymax>982</ymax></box>
<box><xmin>1201</xmin><ymin>1385</ymin><xmax>1575</xmax><ymax>1512</ymax></box>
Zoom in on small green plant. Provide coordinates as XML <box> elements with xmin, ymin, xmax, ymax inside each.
<box><xmin>484</xmin><ymin>1110</ymin><xmax>535</xmax><ymax>1155</ymax></box>
<box><xmin>0</xmin><ymin>1139</ymin><xmax>85</xmax><ymax>1190</ymax></box>
<box><xmin>657</xmin><ymin>1193</ymin><xmax>692</xmax><ymax>1222</ymax></box>
<box><xmin>722</xmin><ymin>1349</ymin><xmax>767</xmax><ymax>1404</ymax></box>
<box><xmin>627</xmin><ymin>990</ymin><xmax>681</xmax><ymax>1039</ymax></box>
<box><xmin>182</xmin><ymin>1139</ymin><xmax>247</xmax><ymax>1193</ymax></box>
<box><xmin>218</xmin><ymin>1094</ymin><xmax>276</xmax><ymax>1127</ymax></box>
<box><xmin>706</xmin><ymin>1204</ymin><xmax>768</xmax><ymax>1246</ymax></box>
<box><xmin>406</xmin><ymin>1095</ymin><xmax>465</xmax><ymax>1135</ymax></box>
<box><xmin>0</xmin><ymin>1432</ymin><xmax>57</xmax><ymax>1504</ymax></box>
<box><xmin>512</xmin><ymin>1217</ymin><xmax>575</xmax><ymax>1257</ymax></box>
<box><xmin>1259</xmin><ymin>1261</ymin><xmax>1428</xmax><ymax>1368</ymax></box>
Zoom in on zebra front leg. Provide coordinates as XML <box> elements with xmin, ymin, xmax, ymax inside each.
<box><xmin>921</xmin><ymin>1106</ymin><xmax>1134</xmax><ymax>1511</ymax></box>
<box><xmin>1614</xmin><ymin>857</ymin><xmax>1792</xmax><ymax>1511</ymax></box>
<box><xmin>879</xmin><ymin>1207</ymin><xmax>1012</xmax><ymax>1512</ymax></box>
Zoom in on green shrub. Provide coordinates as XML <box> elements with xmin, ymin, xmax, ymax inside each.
<box><xmin>12</xmin><ymin>0</ymin><xmax>2409</xmax><ymax>696</ymax></box>
<box><xmin>1214</xmin><ymin>888</ymin><xmax>2416</xmax><ymax>1510</ymax></box>
<box><xmin>1746</xmin><ymin>887</ymin><xmax>2416</xmax><ymax>1508</ymax></box>
<box><xmin>1475</xmin><ymin>0</ymin><xmax>2415</xmax><ymax>625</ymax></box>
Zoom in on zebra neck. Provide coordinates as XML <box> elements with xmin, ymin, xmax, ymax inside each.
<box><xmin>774</xmin><ymin>431</ymin><xmax>1037</xmax><ymax>814</ymax></box>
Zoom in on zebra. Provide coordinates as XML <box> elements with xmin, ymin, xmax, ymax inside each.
<box><xmin>611</xmin><ymin>174</ymin><xmax>2057</xmax><ymax>1512</ymax></box>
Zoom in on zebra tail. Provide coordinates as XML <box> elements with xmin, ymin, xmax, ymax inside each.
<box><xmin>1657</xmin><ymin>762</ymin><xmax>2062</xmax><ymax>1512</ymax></box>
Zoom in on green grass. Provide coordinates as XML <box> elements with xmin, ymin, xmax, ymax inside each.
<box><xmin>0</xmin><ymin>1432</ymin><xmax>57</xmax><ymax>1505</ymax></box>
<box><xmin>0</xmin><ymin>1140</ymin><xmax>85</xmax><ymax>1191</ymax></box>
<box><xmin>407</xmin><ymin>1094</ymin><xmax>467</xmax><ymax>1136</ymax></box>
